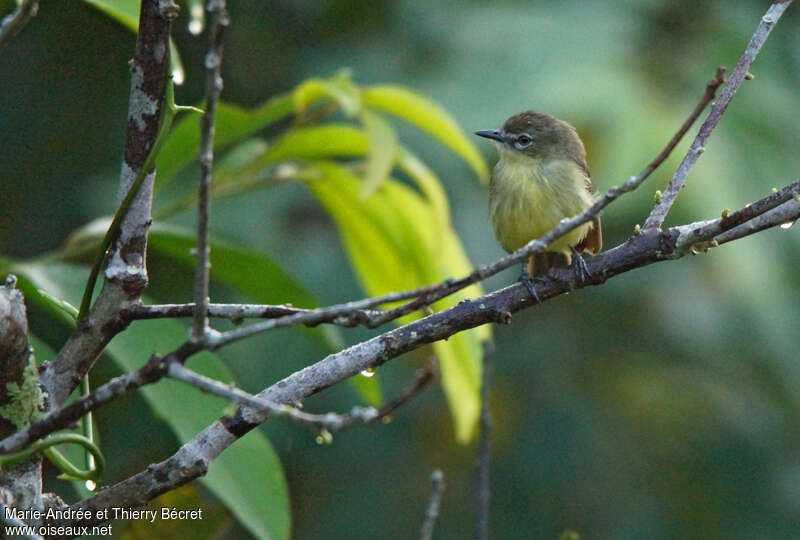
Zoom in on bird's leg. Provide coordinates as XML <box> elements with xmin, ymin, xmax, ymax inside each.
<box><xmin>518</xmin><ymin>261</ymin><xmax>541</xmax><ymax>303</ymax></box>
<box><xmin>569</xmin><ymin>247</ymin><xmax>592</xmax><ymax>284</ymax></box>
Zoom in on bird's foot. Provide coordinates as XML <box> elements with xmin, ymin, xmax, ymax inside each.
<box><xmin>570</xmin><ymin>247</ymin><xmax>592</xmax><ymax>284</ymax></box>
<box><xmin>518</xmin><ymin>264</ymin><xmax>546</xmax><ymax>303</ymax></box>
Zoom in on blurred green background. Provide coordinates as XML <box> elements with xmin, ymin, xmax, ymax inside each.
<box><xmin>2</xmin><ymin>0</ymin><xmax>799</xmax><ymax>538</ymax></box>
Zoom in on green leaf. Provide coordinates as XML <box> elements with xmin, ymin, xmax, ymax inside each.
<box><xmin>396</xmin><ymin>146</ymin><xmax>451</xmax><ymax>250</ymax></box>
<box><xmin>11</xmin><ymin>262</ymin><xmax>86</xmax><ymax>328</ymax></box>
<box><xmin>154</xmin><ymin>139</ymin><xmax>272</xmax><ymax>219</ymax></box>
<box><xmin>57</xmin><ymin>219</ymin><xmax>385</xmax><ymax>405</ymax></box>
<box><xmin>81</xmin><ymin>0</ymin><xmax>139</xmax><ymax>31</ymax></box>
<box><xmin>362</xmin><ymin>84</ymin><xmax>489</xmax><ymax>183</ymax></box>
<box><xmin>258</xmin><ymin>123</ymin><xmax>368</xmax><ymax>166</ymax></box>
<box><xmin>36</xmin><ymin>288</ymin><xmax>79</xmax><ymax>320</ymax></box>
<box><xmin>108</xmin><ymin>319</ymin><xmax>290</xmax><ymax>540</ymax></box>
<box><xmin>148</xmin><ymin>223</ymin><xmax>317</xmax><ymax>309</ymax></box>
<box><xmin>156</xmin><ymin>96</ymin><xmax>294</xmax><ymax>187</ymax></box>
<box><xmin>80</xmin><ymin>0</ymin><xmax>185</xmax><ymax>88</ymax></box>
<box><xmin>11</xmin><ymin>261</ymin><xmax>291</xmax><ymax>540</ymax></box>
<box><xmin>61</xmin><ymin>219</ymin><xmax>349</xmax><ymax>357</ymax></box>
<box><xmin>306</xmin><ymin>162</ymin><xmax>489</xmax><ymax>441</ymax></box>
<box><xmin>293</xmin><ymin>70</ymin><xmax>361</xmax><ymax>117</ymax></box>
<box><xmin>157</xmin><ymin>122</ymin><xmax>368</xmax><ymax>216</ymax></box>
<box><xmin>148</xmin><ymin>224</ymin><xmax>383</xmax><ymax>405</ymax></box>
<box><xmin>29</xmin><ymin>334</ymin><xmax>56</xmax><ymax>365</ymax></box>
<box><xmin>359</xmin><ymin>110</ymin><xmax>398</xmax><ymax>198</ymax></box>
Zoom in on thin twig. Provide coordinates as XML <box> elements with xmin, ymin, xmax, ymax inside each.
<box><xmin>201</xmin><ymin>286</ymin><xmax>444</xmax><ymax>348</ymax></box>
<box><xmin>419</xmin><ymin>470</ymin><xmax>445</xmax><ymax>540</ymax></box>
<box><xmin>124</xmin><ymin>302</ymin><xmax>387</xmax><ymax>328</ymax></box>
<box><xmin>192</xmin><ymin>0</ymin><xmax>229</xmax><ymax>341</ymax></box>
<box><xmin>167</xmin><ymin>361</ymin><xmax>379</xmax><ymax>432</ymax></box>
<box><xmin>675</xmin><ymin>179</ymin><xmax>800</xmax><ymax>250</ymax></box>
<box><xmin>369</xmin><ymin>358</ymin><xmax>438</xmax><ymax>423</ymax></box>
<box><xmin>715</xmin><ymin>196</ymin><xmax>800</xmax><ymax>245</ymax></box>
<box><xmin>644</xmin><ymin>0</ymin><xmax>793</xmax><ymax>229</ymax></box>
<box><xmin>168</xmin><ymin>356</ymin><xmax>437</xmax><ymax>433</ymax></box>
<box><xmin>476</xmin><ymin>340</ymin><xmax>493</xmax><ymax>540</ymax></box>
<box><xmin>0</xmin><ymin>0</ymin><xmax>38</xmax><ymax>52</ymax></box>
<box><xmin>196</xmin><ymin>65</ymin><xmax>730</xmax><ymax>347</ymax></box>
<box><xmin>641</xmin><ymin>67</ymin><xmax>726</xmax><ymax>180</ymax></box>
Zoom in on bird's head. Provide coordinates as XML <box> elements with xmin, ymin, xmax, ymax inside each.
<box><xmin>475</xmin><ymin>110</ymin><xmax>586</xmax><ymax>165</ymax></box>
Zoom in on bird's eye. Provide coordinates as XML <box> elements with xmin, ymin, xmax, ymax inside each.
<box><xmin>515</xmin><ymin>134</ymin><xmax>532</xmax><ymax>148</ymax></box>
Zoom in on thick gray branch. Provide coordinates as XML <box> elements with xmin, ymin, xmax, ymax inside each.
<box><xmin>39</xmin><ymin>0</ymin><xmax>178</xmax><ymax>406</ymax></box>
<box><xmin>0</xmin><ymin>277</ymin><xmax>43</xmax><ymax>522</ymax></box>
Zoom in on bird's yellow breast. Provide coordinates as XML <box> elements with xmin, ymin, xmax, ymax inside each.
<box><xmin>488</xmin><ymin>148</ymin><xmax>594</xmax><ymax>253</ymax></box>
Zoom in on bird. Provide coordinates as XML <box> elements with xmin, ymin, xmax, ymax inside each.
<box><xmin>475</xmin><ymin>110</ymin><xmax>602</xmax><ymax>301</ymax></box>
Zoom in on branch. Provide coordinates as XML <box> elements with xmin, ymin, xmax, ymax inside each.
<box><xmin>169</xmin><ymin>358</ymin><xmax>436</xmax><ymax>436</ymax></box>
<box><xmin>716</xmin><ymin>195</ymin><xmax>799</xmax><ymax>244</ymax></box>
<box><xmin>0</xmin><ymin>346</ymin><xmax>198</xmax><ymax>455</ymax></box>
<box><xmin>166</xmin><ymin>362</ymin><xmax>380</xmax><ymax>433</ymax></box>
<box><xmin>675</xmin><ymin>179</ymin><xmax>800</xmax><ymax>251</ymax></box>
<box><xmin>0</xmin><ymin>276</ymin><xmax>33</xmax><ymax>439</ymax></box>
<box><xmin>39</xmin><ymin>0</ymin><xmax>179</xmax><ymax>406</ymax></box>
<box><xmin>123</xmin><ymin>302</ymin><xmax>389</xmax><ymax>328</ymax></box>
<box><xmin>4</xmin><ymin>180</ymin><xmax>794</xmax><ymax>460</ymax></box>
<box><xmin>5</xmin><ymin>181</ymin><xmax>794</xmax><ymax>459</ymax></box>
<box><xmin>192</xmin><ymin>0</ymin><xmax>229</xmax><ymax>341</ymax></box>
<box><xmin>0</xmin><ymin>276</ymin><xmax>43</xmax><ymax>518</ymax></box>
<box><xmin>476</xmin><ymin>341</ymin><xmax>493</xmax><ymax>540</ymax></box>
<box><xmin>419</xmin><ymin>470</ymin><xmax>445</xmax><ymax>540</ymax></box>
<box><xmin>46</xmin><ymin>178</ymin><xmax>799</xmax><ymax>529</ymax></box>
<box><xmin>0</xmin><ymin>0</ymin><xmax>38</xmax><ymax>52</ymax></box>
<box><xmin>200</xmin><ymin>287</ymin><xmax>441</xmax><ymax>348</ymax></box>
<box><xmin>0</xmin><ymin>348</ymin><xmax>437</xmax><ymax>456</ymax></box>
<box><xmin>644</xmin><ymin>0</ymin><xmax>793</xmax><ymax>229</ymax></box>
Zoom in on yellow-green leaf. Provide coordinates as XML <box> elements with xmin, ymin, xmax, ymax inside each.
<box><xmin>306</xmin><ymin>161</ymin><xmax>489</xmax><ymax>441</ymax></box>
<box><xmin>360</xmin><ymin>110</ymin><xmax>398</xmax><ymax>198</ymax></box>
<box><xmin>362</xmin><ymin>84</ymin><xmax>489</xmax><ymax>183</ymax></box>
<box><xmin>259</xmin><ymin>123</ymin><xmax>368</xmax><ymax>165</ymax></box>
<box><xmin>156</xmin><ymin>96</ymin><xmax>293</xmax><ymax>187</ymax></box>
<box><xmin>293</xmin><ymin>71</ymin><xmax>362</xmax><ymax>117</ymax></box>
<box><xmin>396</xmin><ymin>147</ymin><xmax>451</xmax><ymax>250</ymax></box>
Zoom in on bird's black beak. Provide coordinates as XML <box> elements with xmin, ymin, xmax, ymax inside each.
<box><xmin>474</xmin><ymin>129</ymin><xmax>504</xmax><ymax>143</ymax></box>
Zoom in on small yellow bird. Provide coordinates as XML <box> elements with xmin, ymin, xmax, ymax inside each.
<box><xmin>476</xmin><ymin>111</ymin><xmax>602</xmax><ymax>300</ymax></box>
